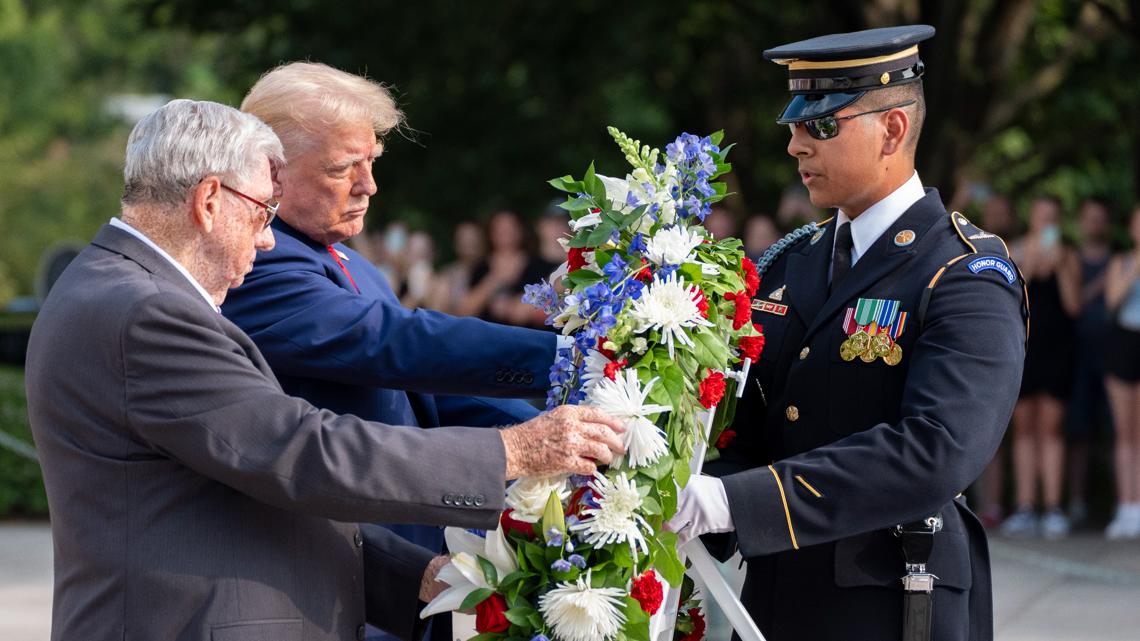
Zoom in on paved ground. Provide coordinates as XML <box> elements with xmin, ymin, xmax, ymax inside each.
<box><xmin>2</xmin><ymin>521</ymin><xmax>1138</xmax><ymax>640</ymax></box>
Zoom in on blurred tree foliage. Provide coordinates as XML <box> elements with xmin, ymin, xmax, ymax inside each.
<box><xmin>2</xmin><ymin>0</ymin><xmax>1139</xmax><ymax>300</ymax></box>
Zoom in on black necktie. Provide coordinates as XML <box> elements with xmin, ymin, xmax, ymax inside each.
<box><xmin>831</xmin><ymin>222</ymin><xmax>853</xmax><ymax>293</ymax></box>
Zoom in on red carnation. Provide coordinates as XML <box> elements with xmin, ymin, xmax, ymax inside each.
<box><xmin>738</xmin><ymin>329</ymin><xmax>765</xmax><ymax>363</ymax></box>
<box><xmin>630</xmin><ymin>570</ymin><xmax>664</xmax><ymax>614</ymax></box>
<box><xmin>695</xmin><ymin>290</ymin><xmax>710</xmax><ymax>319</ymax></box>
<box><xmin>474</xmin><ymin>593</ymin><xmax>510</xmax><ymax>633</ymax></box>
<box><xmin>499</xmin><ymin>509</ymin><xmax>535</xmax><ymax>539</ymax></box>
<box><xmin>698</xmin><ymin>370</ymin><xmax>726</xmax><ymax>409</ymax></box>
<box><xmin>604</xmin><ymin>358</ymin><xmax>628</xmax><ymax>381</ymax></box>
<box><xmin>596</xmin><ymin>336</ymin><xmax>616</xmax><ymax>359</ymax></box>
<box><xmin>741</xmin><ymin>257</ymin><xmax>760</xmax><ymax>297</ymax></box>
<box><xmin>723</xmin><ymin>291</ymin><xmax>751</xmax><ymax>330</ymax></box>
<box><xmin>716</xmin><ymin>429</ymin><xmax>737</xmax><ymax>449</ymax></box>
<box><xmin>568</xmin><ymin>247</ymin><xmax>587</xmax><ymax>272</ymax></box>
<box><xmin>680</xmin><ymin>608</ymin><xmax>706</xmax><ymax>641</ymax></box>
<box><xmin>634</xmin><ymin>257</ymin><xmax>653</xmax><ymax>282</ymax></box>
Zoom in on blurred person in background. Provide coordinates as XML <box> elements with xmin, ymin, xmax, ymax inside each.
<box><xmin>460</xmin><ymin>209</ymin><xmax>533</xmax><ymax>320</ymax></box>
<box><xmin>428</xmin><ymin>221</ymin><xmax>485</xmax><ymax>313</ymax></box>
<box><xmin>1065</xmin><ymin>197</ymin><xmax>1115</xmax><ymax>527</ymax></box>
<box><xmin>1103</xmin><ymin>205</ymin><xmax>1140</xmax><ymax>539</ymax></box>
<box><xmin>399</xmin><ymin>231</ymin><xmax>436</xmax><ymax>308</ymax></box>
<box><xmin>742</xmin><ymin>213</ymin><xmax>781</xmax><ymax>259</ymax></box>
<box><xmin>975</xmin><ymin>192</ymin><xmax>1021</xmax><ymax>528</ymax></box>
<box><xmin>704</xmin><ymin>205</ymin><xmax>738</xmax><ymax>240</ymax></box>
<box><xmin>1004</xmin><ymin>195</ymin><xmax>1082</xmax><ymax>539</ymax></box>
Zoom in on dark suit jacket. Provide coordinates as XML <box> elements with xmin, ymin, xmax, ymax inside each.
<box><xmin>709</xmin><ymin>190</ymin><xmax>1027</xmax><ymax>641</ymax></box>
<box><xmin>25</xmin><ymin>224</ymin><xmax>511</xmax><ymax>641</ymax></box>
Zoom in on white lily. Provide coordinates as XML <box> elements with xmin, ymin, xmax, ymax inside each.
<box><xmin>569</xmin><ymin>212</ymin><xmax>602</xmax><ymax>231</ymax></box>
<box><xmin>420</xmin><ymin>525</ymin><xmax>518</xmax><ymax>618</ymax></box>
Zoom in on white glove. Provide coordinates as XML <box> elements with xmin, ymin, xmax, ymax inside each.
<box><xmin>665</xmin><ymin>474</ymin><xmax>735</xmax><ymax>545</ymax></box>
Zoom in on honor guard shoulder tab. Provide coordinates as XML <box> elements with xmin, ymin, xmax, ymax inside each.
<box><xmin>755</xmin><ymin>218</ymin><xmax>834</xmax><ymax>280</ymax></box>
<box><xmin>918</xmin><ymin>212</ymin><xmax>1030</xmax><ymax>339</ymax></box>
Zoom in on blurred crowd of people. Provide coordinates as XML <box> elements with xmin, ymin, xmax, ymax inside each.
<box><xmin>353</xmin><ymin>187</ymin><xmax>1140</xmax><ymax>542</ymax></box>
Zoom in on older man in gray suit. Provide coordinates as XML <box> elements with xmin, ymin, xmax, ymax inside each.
<box><xmin>24</xmin><ymin>99</ymin><xmax>623</xmax><ymax>641</ymax></box>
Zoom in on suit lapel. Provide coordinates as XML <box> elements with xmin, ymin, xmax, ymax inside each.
<box><xmin>782</xmin><ymin>220</ymin><xmax>833</xmax><ymax>327</ymax></box>
<box><xmin>803</xmin><ymin>190</ymin><xmax>945</xmax><ymax>343</ymax></box>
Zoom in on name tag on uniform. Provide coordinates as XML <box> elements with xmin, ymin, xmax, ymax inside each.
<box><xmin>752</xmin><ymin>300</ymin><xmax>788</xmax><ymax>316</ymax></box>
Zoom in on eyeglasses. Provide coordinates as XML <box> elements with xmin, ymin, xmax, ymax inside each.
<box><xmin>221</xmin><ymin>183</ymin><xmax>279</xmax><ymax>230</ymax></box>
<box><xmin>788</xmin><ymin>100</ymin><xmax>917</xmax><ymax>141</ymax></box>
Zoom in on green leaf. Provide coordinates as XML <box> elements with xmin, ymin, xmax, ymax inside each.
<box><xmin>468</xmin><ymin>633</ymin><xmax>505</xmax><ymax>641</ymax></box>
<box><xmin>583</xmin><ymin>161</ymin><xmax>599</xmax><ymax>195</ymax></box>
<box><xmin>585</xmin><ymin>222</ymin><xmax>617</xmax><ymax>246</ymax></box>
<box><xmin>478</xmin><ymin>554</ymin><xmax>498</xmax><ymax>586</ymax></box>
<box><xmin>622</xmin><ymin>596</ymin><xmax>651</xmax><ymax>641</ymax></box>
<box><xmin>612</xmin><ymin>541</ymin><xmax>634</xmax><ymax>568</ymax></box>
<box><xmin>708</xmin><ymin>130</ymin><xmax>725</xmax><ymax>147</ymax></box>
<box><xmin>504</xmin><ymin>606</ymin><xmax>538</xmax><ymax>627</ymax></box>
<box><xmin>459</xmin><ymin>587</ymin><xmax>494</xmax><ymax>611</ymax></box>
<box><xmin>639</xmin><ymin>453</ymin><xmax>673</xmax><ymax>481</ymax></box>
<box><xmin>657</xmin><ymin>475</ymin><xmax>678</xmax><ymax>518</ymax></box>
<box><xmin>562</xmin><ymin>196</ymin><xmax>596</xmax><ymax>212</ymax></box>
<box><xmin>640</xmin><ymin>494</ymin><xmax>662</xmax><ymax>515</ymax></box>
<box><xmin>672</xmin><ymin>456</ymin><xmax>692</xmax><ymax>489</ymax></box>
<box><xmin>649</xmin><ymin>532</ymin><xmax>685</xmax><ymax>586</ymax></box>
<box><xmin>522</xmin><ymin>540</ymin><xmax>546</xmax><ymax>571</ymax></box>
<box><xmin>693</xmin><ymin>329</ymin><xmax>731</xmax><ymax>367</ymax></box>
<box><xmin>565</xmin><ymin>268</ymin><xmax>604</xmax><ymax>288</ymax></box>
<box><xmin>548</xmin><ymin>175</ymin><xmax>583</xmax><ymax>192</ymax></box>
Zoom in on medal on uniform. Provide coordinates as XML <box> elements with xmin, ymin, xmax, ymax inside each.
<box><xmin>841</xmin><ymin>298</ymin><xmax>907</xmax><ymax>364</ymax></box>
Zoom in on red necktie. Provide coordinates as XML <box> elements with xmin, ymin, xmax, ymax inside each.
<box><xmin>327</xmin><ymin>246</ymin><xmax>361</xmax><ymax>294</ymax></box>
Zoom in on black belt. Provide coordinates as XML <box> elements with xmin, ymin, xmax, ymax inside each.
<box><xmin>895</xmin><ymin>514</ymin><xmax>942</xmax><ymax>641</ymax></box>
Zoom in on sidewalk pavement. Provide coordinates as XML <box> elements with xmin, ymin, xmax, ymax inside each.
<box><xmin>2</xmin><ymin>521</ymin><xmax>1138</xmax><ymax>640</ymax></box>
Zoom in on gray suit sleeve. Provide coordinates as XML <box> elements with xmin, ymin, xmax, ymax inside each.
<box><xmin>120</xmin><ymin>291</ymin><xmax>506</xmax><ymax>528</ymax></box>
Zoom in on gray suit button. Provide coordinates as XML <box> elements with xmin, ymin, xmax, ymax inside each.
<box><xmin>463</xmin><ymin>495</ymin><xmax>474</xmax><ymax>506</ymax></box>
<box><xmin>495</xmin><ymin>370</ymin><xmax>505</xmax><ymax>382</ymax></box>
<box><xmin>473</xmin><ymin>494</ymin><xmax>486</xmax><ymax>507</ymax></box>
<box><xmin>357</xmin><ymin>624</ymin><xmax>366</xmax><ymax>641</ymax></box>
<box><xmin>442</xmin><ymin>494</ymin><xmax>453</xmax><ymax>505</ymax></box>
<box><xmin>523</xmin><ymin>373</ymin><xmax>534</xmax><ymax>385</ymax></box>
<box><xmin>354</xmin><ymin>531</ymin><xmax>364</xmax><ymax>547</ymax></box>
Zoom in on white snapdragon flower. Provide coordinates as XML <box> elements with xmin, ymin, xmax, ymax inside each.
<box><xmin>505</xmin><ymin>474</ymin><xmax>570</xmax><ymax>523</ymax></box>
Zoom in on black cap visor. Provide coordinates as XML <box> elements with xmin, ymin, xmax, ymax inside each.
<box><xmin>776</xmin><ymin>91</ymin><xmax>865</xmax><ymax>124</ymax></box>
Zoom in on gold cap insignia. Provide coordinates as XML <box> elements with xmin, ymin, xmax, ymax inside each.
<box><xmin>880</xmin><ymin>72</ymin><xmax>891</xmax><ymax>85</ymax></box>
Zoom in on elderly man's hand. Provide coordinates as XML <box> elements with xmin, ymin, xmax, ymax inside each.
<box><xmin>500</xmin><ymin>405</ymin><xmax>625</xmax><ymax>479</ymax></box>
<box><xmin>665</xmin><ymin>474</ymin><xmax>735</xmax><ymax>545</ymax></box>
<box><xmin>419</xmin><ymin>554</ymin><xmax>452</xmax><ymax>603</ymax></box>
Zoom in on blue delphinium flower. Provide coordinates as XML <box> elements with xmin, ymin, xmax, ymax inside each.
<box><xmin>551</xmin><ymin>559</ymin><xmax>572</xmax><ymax>573</ymax></box>
<box><xmin>629</xmin><ymin>232</ymin><xmax>647</xmax><ymax>254</ymax></box>
<box><xmin>522</xmin><ymin>280</ymin><xmax>558</xmax><ymax>314</ymax></box>
<box><xmin>532</xmin><ymin>635</ymin><xmax>551</xmax><ymax>641</ymax></box>
<box><xmin>568</xmin><ymin>554</ymin><xmax>587</xmax><ymax>569</ymax></box>
<box><xmin>657</xmin><ymin>264</ymin><xmax>680</xmax><ymax>281</ymax></box>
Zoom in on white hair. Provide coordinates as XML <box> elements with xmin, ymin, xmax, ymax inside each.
<box><xmin>241</xmin><ymin>62</ymin><xmax>403</xmax><ymax>159</ymax></box>
<box><xmin>122</xmin><ymin>99</ymin><xmax>285</xmax><ymax>207</ymax></box>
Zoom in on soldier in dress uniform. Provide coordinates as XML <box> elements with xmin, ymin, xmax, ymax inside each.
<box><xmin>668</xmin><ymin>25</ymin><xmax>1028</xmax><ymax>641</ymax></box>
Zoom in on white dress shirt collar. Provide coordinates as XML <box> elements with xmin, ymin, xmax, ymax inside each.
<box><xmin>835</xmin><ymin>171</ymin><xmax>924</xmax><ymax>265</ymax></box>
<box><xmin>109</xmin><ymin>217</ymin><xmax>220</xmax><ymax>312</ymax></box>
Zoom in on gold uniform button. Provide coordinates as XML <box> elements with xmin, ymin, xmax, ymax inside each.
<box><xmin>799</xmin><ymin>347</ymin><xmax>810</xmax><ymax>360</ymax></box>
<box><xmin>786</xmin><ymin>405</ymin><xmax>800</xmax><ymax>422</ymax></box>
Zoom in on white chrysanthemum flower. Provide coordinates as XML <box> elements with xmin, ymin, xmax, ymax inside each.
<box><xmin>584</xmin><ymin>370</ymin><xmax>671</xmax><ymax>468</ymax></box>
<box><xmin>579</xmin><ymin>349</ymin><xmax>614</xmax><ymax>393</ymax></box>
<box><xmin>628</xmin><ymin>272</ymin><xmax>715</xmax><ymax>359</ymax></box>
<box><xmin>571</xmin><ymin>471</ymin><xmax>650</xmax><ymax>555</ymax></box>
<box><xmin>420</xmin><ymin>525</ymin><xmax>517</xmax><ymax>618</ymax></box>
<box><xmin>539</xmin><ymin>571</ymin><xmax>628</xmax><ymax>641</ymax></box>
<box><xmin>645</xmin><ymin>225</ymin><xmax>705</xmax><ymax>266</ymax></box>
<box><xmin>505</xmin><ymin>474</ymin><xmax>570</xmax><ymax>523</ymax></box>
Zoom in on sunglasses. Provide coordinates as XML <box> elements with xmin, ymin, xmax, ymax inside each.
<box><xmin>788</xmin><ymin>100</ymin><xmax>917</xmax><ymax>141</ymax></box>
<box><xmin>221</xmin><ymin>183</ymin><xmax>279</xmax><ymax>230</ymax></box>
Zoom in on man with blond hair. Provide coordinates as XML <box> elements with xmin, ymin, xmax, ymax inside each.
<box><xmin>26</xmin><ymin>99</ymin><xmax>624</xmax><ymax>641</ymax></box>
<box><xmin>222</xmin><ymin>62</ymin><xmax>577</xmax><ymax>640</ymax></box>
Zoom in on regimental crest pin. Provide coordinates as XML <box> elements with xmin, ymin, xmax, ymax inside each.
<box><xmin>768</xmin><ymin>285</ymin><xmax>786</xmax><ymax>301</ymax></box>
<box><xmin>810</xmin><ymin>229</ymin><xmax>825</xmax><ymax>245</ymax></box>
<box><xmin>894</xmin><ymin>230</ymin><xmax>916</xmax><ymax>247</ymax></box>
